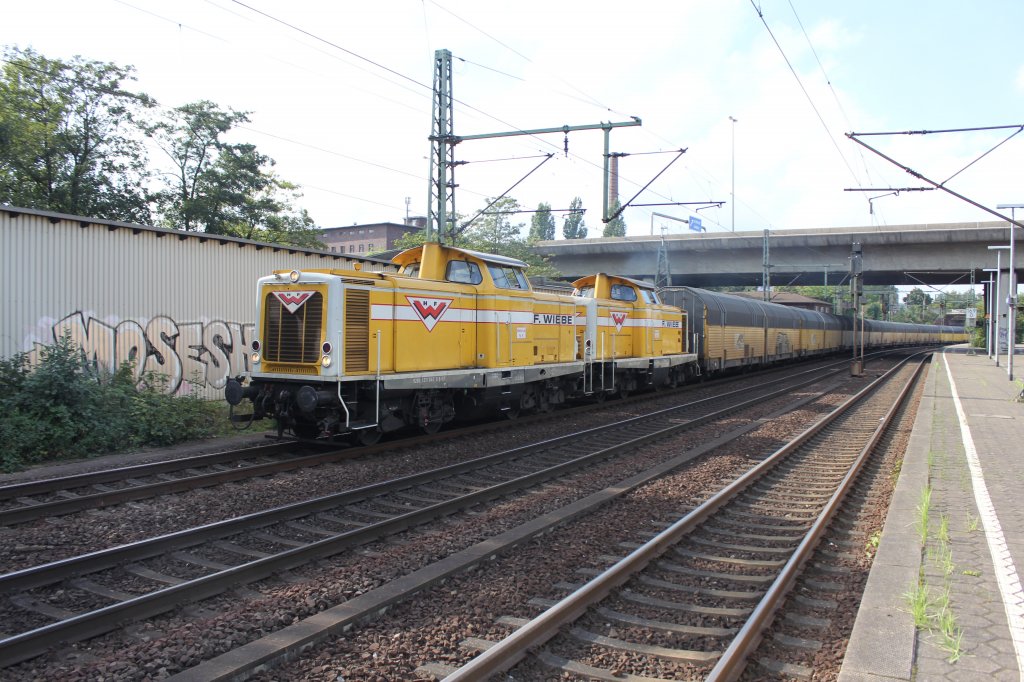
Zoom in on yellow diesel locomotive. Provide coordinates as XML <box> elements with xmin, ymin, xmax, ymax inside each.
<box><xmin>225</xmin><ymin>242</ymin><xmax>697</xmax><ymax>443</ymax></box>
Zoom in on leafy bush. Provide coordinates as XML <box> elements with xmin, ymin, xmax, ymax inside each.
<box><xmin>971</xmin><ymin>326</ymin><xmax>986</xmax><ymax>348</ymax></box>
<box><xmin>0</xmin><ymin>336</ymin><xmax>221</xmax><ymax>472</ymax></box>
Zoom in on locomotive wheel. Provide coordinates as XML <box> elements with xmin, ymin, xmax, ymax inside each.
<box><xmin>352</xmin><ymin>427</ymin><xmax>382</xmax><ymax>446</ymax></box>
<box><xmin>421</xmin><ymin>419</ymin><xmax>442</xmax><ymax>435</ymax></box>
<box><xmin>503</xmin><ymin>405</ymin><xmax>521</xmax><ymax>420</ymax></box>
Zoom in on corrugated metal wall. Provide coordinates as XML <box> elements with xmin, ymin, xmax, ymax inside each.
<box><xmin>0</xmin><ymin>206</ymin><xmax>394</xmax><ymax>399</ymax></box>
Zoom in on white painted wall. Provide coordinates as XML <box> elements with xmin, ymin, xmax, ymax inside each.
<box><xmin>0</xmin><ymin>206</ymin><xmax>393</xmax><ymax>399</ymax></box>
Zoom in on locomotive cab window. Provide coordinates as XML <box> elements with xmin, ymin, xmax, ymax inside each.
<box><xmin>489</xmin><ymin>264</ymin><xmax>529</xmax><ymax>290</ymax></box>
<box><xmin>446</xmin><ymin>260</ymin><xmax>483</xmax><ymax>285</ymax></box>
<box><xmin>611</xmin><ymin>284</ymin><xmax>637</xmax><ymax>302</ymax></box>
<box><xmin>641</xmin><ymin>289</ymin><xmax>660</xmax><ymax>304</ymax></box>
<box><xmin>401</xmin><ymin>263</ymin><xmax>421</xmax><ymax>278</ymax></box>
<box><xmin>574</xmin><ymin>286</ymin><xmax>595</xmax><ymax>298</ymax></box>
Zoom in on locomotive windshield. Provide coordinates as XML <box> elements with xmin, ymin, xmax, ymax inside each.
<box><xmin>574</xmin><ymin>285</ymin><xmax>595</xmax><ymax>298</ymax></box>
<box><xmin>488</xmin><ymin>264</ymin><xmax>529</xmax><ymax>290</ymax></box>
<box><xmin>446</xmin><ymin>260</ymin><xmax>483</xmax><ymax>284</ymax></box>
<box><xmin>641</xmin><ymin>289</ymin><xmax>660</xmax><ymax>304</ymax></box>
<box><xmin>610</xmin><ymin>284</ymin><xmax>637</xmax><ymax>302</ymax></box>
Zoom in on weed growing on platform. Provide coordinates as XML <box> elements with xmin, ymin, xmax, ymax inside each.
<box><xmin>965</xmin><ymin>514</ymin><xmax>979</xmax><ymax>532</ymax></box>
<box><xmin>0</xmin><ymin>336</ymin><xmax>222</xmax><ymax>472</ymax></box>
<box><xmin>940</xmin><ymin>544</ymin><xmax>955</xmax><ymax>577</ymax></box>
<box><xmin>907</xmin><ymin>576</ymin><xmax>964</xmax><ymax>662</ymax></box>
<box><xmin>904</xmin><ymin>577</ymin><xmax>931</xmax><ymax>629</ymax></box>
<box><xmin>937</xmin><ymin>603</ymin><xmax>963</xmax><ymax>662</ymax></box>
<box><xmin>915</xmin><ymin>485</ymin><xmax>932</xmax><ymax>545</ymax></box>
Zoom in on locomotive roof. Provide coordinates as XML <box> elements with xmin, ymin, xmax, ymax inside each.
<box><xmin>571</xmin><ymin>274</ymin><xmax>658</xmax><ymax>290</ymax></box>
<box><xmin>392</xmin><ymin>243</ymin><xmax>529</xmax><ymax>269</ymax></box>
<box><xmin>453</xmin><ymin>246</ymin><xmax>529</xmax><ymax>268</ymax></box>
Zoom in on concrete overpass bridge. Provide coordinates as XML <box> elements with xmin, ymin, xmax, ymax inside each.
<box><xmin>532</xmin><ymin>221</ymin><xmax>1022</xmax><ymax>289</ymax></box>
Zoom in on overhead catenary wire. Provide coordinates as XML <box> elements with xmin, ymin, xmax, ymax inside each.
<box><xmin>9</xmin><ymin>0</ymin><xmax>832</xmax><ymax>233</ymax></box>
<box><xmin>133</xmin><ymin>0</ymin><xmax>734</xmax><ymax>227</ymax></box>
<box><xmin>749</xmin><ymin>1</ymin><xmax>867</xmax><ymax>197</ymax></box>
<box><xmin>784</xmin><ymin>0</ymin><xmax>888</xmax><ymax>224</ymax></box>
<box><xmin>847</xmin><ymin>128</ymin><xmax>1024</xmax><ymax>229</ymax></box>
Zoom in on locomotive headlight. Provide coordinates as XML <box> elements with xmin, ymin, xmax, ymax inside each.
<box><xmin>289</xmin><ymin>269</ymin><xmax>301</xmax><ymax>283</ymax></box>
<box><xmin>250</xmin><ymin>351</ymin><xmax>261</xmax><ymax>365</ymax></box>
<box><xmin>251</xmin><ymin>339</ymin><xmax>261</xmax><ymax>352</ymax></box>
<box><xmin>321</xmin><ymin>355</ymin><xmax>332</xmax><ymax>368</ymax></box>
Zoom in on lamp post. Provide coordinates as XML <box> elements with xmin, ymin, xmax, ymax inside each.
<box><xmin>729</xmin><ymin>116</ymin><xmax>737</xmax><ymax>232</ymax></box>
<box><xmin>989</xmin><ymin>245</ymin><xmax>1009</xmax><ymax>367</ymax></box>
<box><xmin>996</xmin><ymin>203</ymin><xmax>1022</xmax><ymax>381</ymax></box>
<box><xmin>983</xmin><ymin>269</ymin><xmax>996</xmax><ymax>358</ymax></box>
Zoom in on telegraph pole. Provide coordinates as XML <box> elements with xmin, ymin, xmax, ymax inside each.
<box><xmin>762</xmin><ymin>229</ymin><xmax>771</xmax><ymax>301</ymax></box>
<box><xmin>850</xmin><ymin>243</ymin><xmax>864</xmax><ymax>376</ymax></box>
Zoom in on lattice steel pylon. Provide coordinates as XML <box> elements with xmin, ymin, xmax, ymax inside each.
<box><xmin>655</xmin><ymin>226</ymin><xmax>671</xmax><ymax>289</ymax></box>
<box><xmin>427</xmin><ymin>49</ymin><xmax>456</xmax><ymax>244</ymax></box>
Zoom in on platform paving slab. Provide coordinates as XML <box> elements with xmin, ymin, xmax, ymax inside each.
<box><xmin>840</xmin><ymin>346</ymin><xmax>1024</xmax><ymax>682</ymax></box>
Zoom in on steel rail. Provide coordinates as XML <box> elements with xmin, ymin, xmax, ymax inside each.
<box><xmin>441</xmin><ymin>353</ymin><xmax>927</xmax><ymax>681</ymax></box>
<box><xmin>706</xmin><ymin>354</ymin><xmax>927</xmax><ymax>680</ymax></box>
<box><xmin>0</xmin><ymin>356</ymin><xmax>860</xmax><ymax>527</ymax></box>
<box><xmin>0</xmin><ymin>360</ymin><xmax>851</xmax><ymax>667</ymax></box>
<box><xmin>0</xmin><ymin>360</ymin><xmax>845</xmax><ymax>595</ymax></box>
<box><xmin>0</xmin><ymin>442</ymin><xmax>293</xmax><ymax>501</ymax></box>
<box><xmin>0</xmin><ymin>443</ymin><xmax>344</xmax><ymax>526</ymax></box>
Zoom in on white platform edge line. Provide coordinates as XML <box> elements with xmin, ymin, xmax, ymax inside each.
<box><xmin>943</xmin><ymin>351</ymin><xmax>1024</xmax><ymax>677</ymax></box>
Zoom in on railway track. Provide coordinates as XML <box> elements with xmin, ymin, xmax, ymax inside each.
<box><xmin>0</xmin><ymin>356</ymin><xmax>864</xmax><ymax>527</ymax></box>
<box><xmin>0</xmin><ymin>356</ymin><xmax>857</xmax><ymax>668</ymax></box>
<box><xmin>439</xmin><ymin>352</ymin><xmax>928</xmax><ymax>681</ymax></box>
<box><xmin>0</xmin><ymin>441</ymin><xmax>317</xmax><ymax>526</ymax></box>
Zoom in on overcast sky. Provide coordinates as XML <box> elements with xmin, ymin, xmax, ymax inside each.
<box><xmin>4</xmin><ymin>0</ymin><xmax>1023</xmax><ymax>239</ymax></box>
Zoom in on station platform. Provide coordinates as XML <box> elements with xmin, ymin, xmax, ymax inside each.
<box><xmin>840</xmin><ymin>346</ymin><xmax>1024</xmax><ymax>681</ymax></box>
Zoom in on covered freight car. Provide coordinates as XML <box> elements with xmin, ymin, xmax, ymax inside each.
<box><xmin>661</xmin><ymin>286</ymin><xmax>966</xmax><ymax>375</ymax></box>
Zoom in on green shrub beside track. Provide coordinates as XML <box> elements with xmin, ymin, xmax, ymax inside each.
<box><xmin>0</xmin><ymin>336</ymin><xmax>223</xmax><ymax>472</ymax></box>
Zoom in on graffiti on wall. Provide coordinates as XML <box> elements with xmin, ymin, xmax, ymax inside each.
<box><xmin>27</xmin><ymin>312</ymin><xmax>255</xmax><ymax>395</ymax></box>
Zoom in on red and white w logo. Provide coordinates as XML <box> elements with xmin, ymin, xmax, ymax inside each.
<box><xmin>611</xmin><ymin>311</ymin><xmax>628</xmax><ymax>331</ymax></box>
<box><xmin>273</xmin><ymin>291</ymin><xmax>315</xmax><ymax>314</ymax></box>
<box><xmin>407</xmin><ymin>296</ymin><xmax>453</xmax><ymax>331</ymax></box>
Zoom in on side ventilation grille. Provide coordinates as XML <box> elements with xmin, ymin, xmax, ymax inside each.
<box><xmin>345</xmin><ymin>289</ymin><xmax>370</xmax><ymax>373</ymax></box>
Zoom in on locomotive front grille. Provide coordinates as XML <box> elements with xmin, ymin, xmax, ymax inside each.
<box><xmin>263</xmin><ymin>291</ymin><xmax>324</xmax><ymax>363</ymax></box>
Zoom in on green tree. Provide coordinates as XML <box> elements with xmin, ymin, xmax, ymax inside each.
<box><xmin>528</xmin><ymin>202</ymin><xmax>555</xmax><ymax>241</ymax></box>
<box><xmin>465</xmin><ymin>197</ymin><xmax>524</xmax><ymax>252</ymax></box>
<box><xmin>147</xmin><ymin>100</ymin><xmax>251</xmax><ymax>232</ymax></box>
<box><xmin>200</xmin><ymin>143</ymin><xmax>322</xmax><ymax>248</ymax></box>
<box><xmin>0</xmin><ymin>46</ymin><xmax>153</xmax><ymax>222</ymax></box>
<box><xmin>392</xmin><ymin>224</ymin><xmax>435</xmax><ymax>252</ymax></box>
<box><xmin>602</xmin><ymin>199</ymin><xmax>626</xmax><ymax>237</ymax></box>
<box><xmin>562</xmin><ymin>196</ymin><xmax>587</xmax><ymax>239</ymax></box>
<box><xmin>148</xmin><ymin>101</ymin><xmax>319</xmax><ymax>246</ymax></box>
<box><xmin>903</xmin><ymin>287</ymin><xmax>932</xmax><ymax>308</ymax></box>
